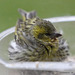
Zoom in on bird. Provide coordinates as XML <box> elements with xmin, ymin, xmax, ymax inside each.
<box><xmin>8</xmin><ymin>9</ymin><xmax>70</xmax><ymax>61</ymax></box>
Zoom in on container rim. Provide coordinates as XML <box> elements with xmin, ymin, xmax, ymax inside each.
<box><xmin>0</xmin><ymin>16</ymin><xmax>75</xmax><ymax>72</ymax></box>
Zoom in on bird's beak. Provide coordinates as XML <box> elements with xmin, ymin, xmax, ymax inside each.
<box><xmin>50</xmin><ymin>33</ymin><xmax>62</xmax><ymax>39</ymax></box>
<box><xmin>54</xmin><ymin>33</ymin><xmax>62</xmax><ymax>37</ymax></box>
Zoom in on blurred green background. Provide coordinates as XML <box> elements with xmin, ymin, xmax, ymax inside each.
<box><xmin>0</xmin><ymin>0</ymin><xmax>75</xmax><ymax>32</ymax></box>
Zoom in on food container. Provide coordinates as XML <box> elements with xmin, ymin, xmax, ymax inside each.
<box><xmin>0</xmin><ymin>16</ymin><xmax>75</xmax><ymax>75</ymax></box>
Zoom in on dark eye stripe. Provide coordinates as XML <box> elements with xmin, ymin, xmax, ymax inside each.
<box><xmin>45</xmin><ymin>33</ymin><xmax>51</xmax><ymax>36</ymax></box>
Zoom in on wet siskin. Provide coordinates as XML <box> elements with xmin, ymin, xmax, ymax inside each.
<box><xmin>8</xmin><ymin>9</ymin><xmax>70</xmax><ymax>61</ymax></box>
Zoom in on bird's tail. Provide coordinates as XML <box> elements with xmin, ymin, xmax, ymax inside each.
<box><xmin>18</xmin><ymin>8</ymin><xmax>37</xmax><ymax>21</ymax></box>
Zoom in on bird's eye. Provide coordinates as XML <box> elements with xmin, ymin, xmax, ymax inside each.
<box><xmin>45</xmin><ymin>33</ymin><xmax>51</xmax><ymax>36</ymax></box>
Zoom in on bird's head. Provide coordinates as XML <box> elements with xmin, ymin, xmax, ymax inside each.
<box><xmin>30</xmin><ymin>19</ymin><xmax>62</xmax><ymax>52</ymax></box>
<box><xmin>31</xmin><ymin>20</ymin><xmax>62</xmax><ymax>43</ymax></box>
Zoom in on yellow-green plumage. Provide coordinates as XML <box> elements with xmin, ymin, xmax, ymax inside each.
<box><xmin>8</xmin><ymin>9</ymin><xmax>69</xmax><ymax>61</ymax></box>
